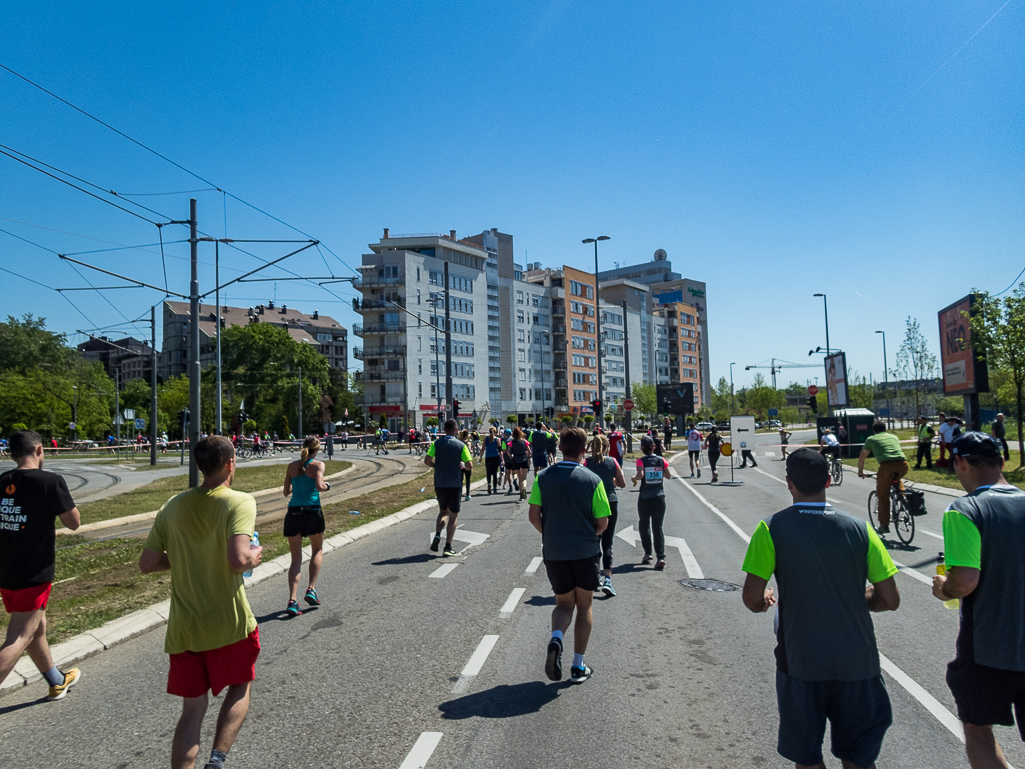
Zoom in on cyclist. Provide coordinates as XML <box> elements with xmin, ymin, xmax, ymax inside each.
<box><xmin>818</xmin><ymin>428</ymin><xmax>840</xmax><ymax>461</ymax></box>
<box><xmin>857</xmin><ymin>421</ymin><xmax>910</xmax><ymax>535</ymax></box>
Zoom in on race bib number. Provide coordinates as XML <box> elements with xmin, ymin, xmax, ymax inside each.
<box><xmin>645</xmin><ymin>468</ymin><xmax>663</xmax><ymax>483</ymax></box>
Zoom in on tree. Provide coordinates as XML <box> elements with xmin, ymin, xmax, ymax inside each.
<box><xmin>970</xmin><ymin>284</ymin><xmax>1025</xmax><ymax>466</ymax></box>
<box><xmin>894</xmin><ymin>316</ymin><xmax>938</xmax><ymax>417</ymax></box>
<box><xmin>631</xmin><ymin>382</ymin><xmax>657</xmax><ymax>420</ymax></box>
<box><xmin>709</xmin><ymin>377</ymin><xmax>732</xmax><ymax>422</ymax></box>
<box><xmin>0</xmin><ymin>315</ymin><xmax>72</xmax><ymax>375</ymax></box>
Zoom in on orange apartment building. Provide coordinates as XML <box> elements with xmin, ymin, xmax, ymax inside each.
<box><xmin>653</xmin><ymin>301</ymin><xmax>703</xmax><ymax>408</ymax></box>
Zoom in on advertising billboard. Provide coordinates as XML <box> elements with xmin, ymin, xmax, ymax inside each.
<box><xmin>656</xmin><ymin>382</ymin><xmax>695</xmax><ymax>415</ymax></box>
<box><xmin>938</xmin><ymin>294</ymin><xmax>989</xmax><ymax>396</ymax></box>
<box><xmin>824</xmin><ymin>352</ymin><xmax>848</xmax><ymax>408</ymax></box>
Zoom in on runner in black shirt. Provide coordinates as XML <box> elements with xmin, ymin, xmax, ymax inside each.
<box><xmin>0</xmin><ymin>430</ymin><xmax>83</xmax><ymax>700</ymax></box>
<box><xmin>704</xmin><ymin>427</ymin><xmax>723</xmax><ymax>483</ymax></box>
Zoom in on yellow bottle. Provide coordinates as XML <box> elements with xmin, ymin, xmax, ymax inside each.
<box><xmin>937</xmin><ymin>552</ymin><xmax>960</xmax><ymax>611</ymax></box>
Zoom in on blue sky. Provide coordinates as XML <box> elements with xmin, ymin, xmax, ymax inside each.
<box><xmin>1</xmin><ymin>1</ymin><xmax>1022</xmax><ymax>390</ymax></box>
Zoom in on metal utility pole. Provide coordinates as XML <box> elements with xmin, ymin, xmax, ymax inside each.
<box><xmin>876</xmin><ymin>330</ymin><xmax>892</xmax><ymax>428</ymax></box>
<box><xmin>443</xmin><ymin>262</ymin><xmax>453</xmax><ymax>422</ymax></box>
<box><xmin>582</xmin><ymin>236</ymin><xmax>610</xmax><ymax>407</ymax></box>
<box><xmin>432</xmin><ymin>298</ymin><xmax>442</xmax><ymax>419</ymax></box>
<box><xmin>622</xmin><ymin>299</ymin><xmax>633</xmax><ymax>454</ymax></box>
<box><xmin>150</xmin><ymin>304</ymin><xmax>157</xmax><ymax>466</ymax></box>
<box><xmin>298</xmin><ymin>366</ymin><xmax>303</xmax><ymax>438</ymax></box>
<box><xmin>814</xmin><ymin>293</ymin><xmax>831</xmax><ymax>355</ymax></box>
<box><xmin>537</xmin><ymin>328</ymin><xmax>545</xmax><ymax>422</ymax></box>
<box><xmin>114</xmin><ymin>370</ymin><xmax>121</xmax><ymax>462</ymax></box>
<box><xmin>215</xmin><ymin>241</ymin><xmax>222</xmax><ymax>435</ymax></box>
<box><xmin>188</xmin><ymin>198</ymin><xmax>200</xmax><ymax>487</ymax></box>
<box><xmin>729</xmin><ymin>362</ymin><xmax>737</xmax><ymax>415</ymax></box>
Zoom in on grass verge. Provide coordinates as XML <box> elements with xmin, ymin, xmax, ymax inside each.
<box><xmin>2</xmin><ymin>464</ymin><xmax>482</xmax><ymax>646</ymax></box>
<box><xmin>74</xmin><ymin>461</ymin><xmax>351</xmax><ymax>525</ymax></box>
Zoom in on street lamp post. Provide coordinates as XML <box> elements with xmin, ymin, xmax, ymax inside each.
<box><xmin>729</xmin><ymin>362</ymin><xmax>737</xmax><ymax>416</ymax></box>
<box><xmin>583</xmin><ymin>236</ymin><xmax>610</xmax><ymax>409</ymax></box>
<box><xmin>72</xmin><ymin>386</ymin><xmax>79</xmax><ymax>442</ymax></box>
<box><xmin>813</xmin><ymin>293</ymin><xmax>831</xmax><ymax>355</ymax></box>
<box><xmin>875</xmin><ymin>330</ymin><xmax>892</xmax><ymax>428</ymax></box>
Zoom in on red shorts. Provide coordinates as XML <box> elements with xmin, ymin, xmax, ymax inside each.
<box><xmin>167</xmin><ymin>628</ymin><xmax>260</xmax><ymax>698</ymax></box>
<box><xmin>1</xmin><ymin>583</ymin><xmax>52</xmax><ymax>613</ymax></box>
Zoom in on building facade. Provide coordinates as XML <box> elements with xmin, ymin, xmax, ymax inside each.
<box><xmin>78</xmin><ymin>336</ymin><xmax>156</xmax><ymax>386</ymax></box>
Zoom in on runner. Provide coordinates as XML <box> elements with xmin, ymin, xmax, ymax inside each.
<box><xmin>281</xmin><ymin>436</ymin><xmax>330</xmax><ymax>617</ymax></box>
<box><xmin>501</xmin><ymin>428</ymin><xmax>514</xmax><ymax>494</ymax></box>
<box><xmin>741</xmin><ymin>448</ymin><xmax>900</xmax><ymax>769</ymax></box>
<box><xmin>425</xmin><ymin>419</ymin><xmax>472</xmax><ymax>557</ymax></box>
<box><xmin>607</xmin><ymin>423</ymin><xmax>625</xmax><ymax>466</ymax></box>
<box><xmin>857</xmin><ymin>420</ymin><xmax>910</xmax><ymax>535</ymax></box>
<box><xmin>778</xmin><ymin>427</ymin><xmax>792</xmax><ymax>459</ymax></box>
<box><xmin>686</xmin><ymin>423</ymin><xmax>703</xmax><ymax>478</ymax></box>
<box><xmin>528</xmin><ymin>427</ymin><xmax>612</xmax><ymax>683</ymax></box>
<box><xmin>458</xmin><ymin>429</ymin><xmax>473</xmax><ymax>501</ymax></box>
<box><xmin>483</xmin><ymin>426</ymin><xmax>502</xmax><ymax>495</ymax></box>
<box><xmin>933</xmin><ymin>431</ymin><xmax>1025</xmax><ymax>768</ymax></box>
<box><xmin>0</xmin><ymin>430</ymin><xmax>83</xmax><ymax>701</ymax></box>
<box><xmin>632</xmin><ymin>435</ymin><xmax>672</xmax><ymax>570</ymax></box>
<box><xmin>584</xmin><ymin>434</ymin><xmax>626</xmax><ymax>597</ymax></box>
<box><xmin>545</xmin><ymin>425</ymin><xmax>558</xmax><ymax>465</ymax></box>
<box><xmin>508</xmin><ymin>427</ymin><xmax>532</xmax><ymax>501</ymax></box>
<box><xmin>139</xmin><ymin>435</ymin><xmax>262</xmax><ymax>769</ymax></box>
<box><xmin>530</xmin><ymin>422</ymin><xmax>550</xmax><ymax>476</ymax></box>
<box><xmin>704</xmin><ymin>426</ymin><xmax>723</xmax><ymax>483</ymax></box>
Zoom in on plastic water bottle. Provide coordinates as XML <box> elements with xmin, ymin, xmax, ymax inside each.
<box><xmin>936</xmin><ymin>551</ymin><xmax>959</xmax><ymax>611</ymax></box>
<box><xmin>244</xmin><ymin>531</ymin><xmax>259</xmax><ymax>578</ymax></box>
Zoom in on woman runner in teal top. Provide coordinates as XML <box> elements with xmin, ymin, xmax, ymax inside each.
<box><xmin>282</xmin><ymin>436</ymin><xmax>331</xmax><ymax>616</ymax></box>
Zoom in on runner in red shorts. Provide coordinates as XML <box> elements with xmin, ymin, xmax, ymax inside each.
<box><xmin>0</xmin><ymin>430</ymin><xmax>83</xmax><ymax>701</ymax></box>
<box><xmin>140</xmin><ymin>436</ymin><xmax>262</xmax><ymax>769</ymax></box>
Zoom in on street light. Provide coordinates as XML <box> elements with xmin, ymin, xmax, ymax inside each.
<box><xmin>876</xmin><ymin>330</ymin><xmax>892</xmax><ymax>427</ymax></box>
<box><xmin>729</xmin><ymin>362</ymin><xmax>737</xmax><ymax>416</ymax></box>
<box><xmin>813</xmin><ymin>293</ymin><xmax>831</xmax><ymax>355</ymax></box>
<box><xmin>583</xmin><ymin>236</ymin><xmax>610</xmax><ymax>409</ymax></box>
<box><xmin>72</xmin><ymin>386</ymin><xmax>79</xmax><ymax>442</ymax></box>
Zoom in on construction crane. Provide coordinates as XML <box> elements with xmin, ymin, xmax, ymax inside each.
<box><xmin>745</xmin><ymin>358</ymin><xmax>821</xmax><ymax>390</ymax></box>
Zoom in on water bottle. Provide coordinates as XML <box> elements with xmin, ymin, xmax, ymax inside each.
<box><xmin>244</xmin><ymin>531</ymin><xmax>259</xmax><ymax>578</ymax></box>
<box><xmin>936</xmin><ymin>551</ymin><xmax>959</xmax><ymax>610</ymax></box>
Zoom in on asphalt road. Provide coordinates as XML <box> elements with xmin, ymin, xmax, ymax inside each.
<box><xmin>3</xmin><ymin>430</ymin><xmax>1018</xmax><ymax>768</ymax></box>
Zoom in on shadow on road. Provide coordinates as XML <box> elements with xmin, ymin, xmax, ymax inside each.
<box><xmin>371</xmin><ymin>553</ymin><xmax>435</xmax><ymax>566</ymax></box>
<box><xmin>439</xmin><ymin>681</ymin><xmax>571</xmax><ymax>719</ymax></box>
<box><xmin>255</xmin><ymin>606</ymin><xmax>318</xmax><ymax>624</ymax></box>
<box><xmin>0</xmin><ymin>696</ymin><xmax>48</xmax><ymax>716</ymax></box>
<box><xmin>524</xmin><ymin>594</ymin><xmax>556</xmax><ymax>607</ymax></box>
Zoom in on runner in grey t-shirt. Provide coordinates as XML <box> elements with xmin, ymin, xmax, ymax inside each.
<box><xmin>425</xmin><ymin>420</ymin><xmax>472</xmax><ymax>557</ymax></box>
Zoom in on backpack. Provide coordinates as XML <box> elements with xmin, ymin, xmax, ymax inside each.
<box><xmin>906</xmin><ymin>489</ymin><xmax>928</xmax><ymax>517</ymax></box>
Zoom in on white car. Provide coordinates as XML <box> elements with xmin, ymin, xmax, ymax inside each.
<box><xmin>695</xmin><ymin>421</ymin><xmax>715</xmax><ymax>431</ymax></box>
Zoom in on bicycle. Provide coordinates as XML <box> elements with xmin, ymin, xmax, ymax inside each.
<box><xmin>829</xmin><ymin>454</ymin><xmax>844</xmax><ymax>486</ymax></box>
<box><xmin>867</xmin><ymin>475</ymin><xmax>915</xmax><ymax>545</ymax></box>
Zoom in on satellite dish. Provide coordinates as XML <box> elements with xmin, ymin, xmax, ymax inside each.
<box><xmin>653</xmin><ymin>249</ymin><xmax>668</xmax><ymax>261</ymax></box>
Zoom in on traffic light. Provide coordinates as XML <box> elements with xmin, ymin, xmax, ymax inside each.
<box><xmin>546</xmin><ymin>406</ymin><xmax>555</xmax><ymax>419</ymax></box>
<box><xmin>452</xmin><ymin>399</ymin><xmax>460</xmax><ymax>418</ymax></box>
<box><xmin>807</xmin><ymin>395</ymin><xmax>818</xmax><ymax>413</ymax></box>
<box><xmin>662</xmin><ymin>397</ymin><xmax>671</xmax><ymax>415</ymax></box>
<box><xmin>592</xmin><ymin>399</ymin><xmax>602</xmax><ymax>418</ymax></box>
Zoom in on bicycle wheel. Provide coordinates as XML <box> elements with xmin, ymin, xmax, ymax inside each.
<box><xmin>894</xmin><ymin>492</ymin><xmax>915</xmax><ymax>545</ymax></box>
<box><xmin>832</xmin><ymin>460</ymin><xmax>844</xmax><ymax>486</ymax></box>
<box><xmin>867</xmin><ymin>491</ymin><xmax>879</xmax><ymax>531</ymax></box>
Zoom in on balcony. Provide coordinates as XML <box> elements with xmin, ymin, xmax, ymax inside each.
<box><xmin>353</xmin><ymin>297</ymin><xmax>405</xmax><ymax>313</ymax></box>
<box><xmin>354</xmin><ymin>369</ymin><xmax>406</xmax><ymax>383</ymax></box>
<box><xmin>353</xmin><ymin>345</ymin><xmax>406</xmax><ymax>360</ymax></box>
<box><xmin>554</xmin><ymin>378</ymin><xmax>568</xmax><ymax>389</ymax></box>
<box><xmin>553</xmin><ymin>360</ymin><xmax>567</xmax><ymax>371</ymax></box>
<box><xmin>353</xmin><ymin>322</ymin><xmax>406</xmax><ymax>336</ymax></box>
<box><xmin>355</xmin><ymin>393</ymin><xmax>406</xmax><ymax>406</ymax></box>
<box><xmin>353</xmin><ymin>274</ymin><xmax>405</xmax><ymax>289</ymax></box>
<box><xmin>552</xmin><ymin>304</ymin><xmax>565</xmax><ymax>317</ymax></box>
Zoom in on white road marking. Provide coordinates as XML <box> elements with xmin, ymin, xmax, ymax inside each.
<box><xmin>890</xmin><ymin>558</ymin><xmax>934</xmax><ymax>586</ymax></box>
<box><xmin>677</xmin><ymin>479</ymin><xmax>751</xmax><ymax>543</ymax></box>
<box><xmin>615</xmin><ymin>525</ymin><xmax>704</xmax><ymax>577</ymax></box>
<box><xmin>398</xmin><ymin>731</ymin><xmax>443</xmax><ymax>769</ymax></box>
<box><xmin>679</xmin><ymin>476</ymin><xmax>981</xmax><ymax>751</ymax></box>
<box><xmin>499</xmin><ymin>588</ymin><xmax>526</xmax><ymax>618</ymax></box>
<box><xmin>452</xmin><ymin>525</ymin><xmax>490</xmax><ymax>548</ymax></box>
<box><xmin>451</xmin><ymin>634</ymin><xmax>500</xmax><ymax>693</ymax></box>
<box><xmin>429</xmin><ymin>563</ymin><xmax>459</xmax><ymax>579</ymax></box>
<box><xmin>919</xmin><ymin>528</ymin><xmax>943</xmax><ymax>540</ymax></box>
<box><xmin>753</xmin><ymin>467</ymin><xmax>787</xmax><ymax>486</ymax></box>
<box><xmin>526</xmin><ymin>556</ymin><xmax>543</xmax><ymax>574</ymax></box>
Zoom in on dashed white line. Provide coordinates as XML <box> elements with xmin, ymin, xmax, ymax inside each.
<box><xmin>919</xmin><ymin>528</ymin><xmax>943</xmax><ymax>540</ymax></box>
<box><xmin>452</xmin><ymin>634</ymin><xmax>500</xmax><ymax>693</ymax></box>
<box><xmin>499</xmin><ymin>588</ymin><xmax>526</xmax><ymax>618</ymax></box>
<box><xmin>429</xmin><ymin>563</ymin><xmax>459</xmax><ymax>579</ymax></box>
<box><xmin>890</xmin><ymin>558</ymin><xmax>934</xmax><ymax>586</ymax></box>
<box><xmin>398</xmin><ymin>731</ymin><xmax>443</xmax><ymax>769</ymax></box>
<box><xmin>526</xmin><ymin>556</ymin><xmax>543</xmax><ymax>574</ymax></box>
<box><xmin>753</xmin><ymin>466</ymin><xmax>788</xmax><ymax>486</ymax></box>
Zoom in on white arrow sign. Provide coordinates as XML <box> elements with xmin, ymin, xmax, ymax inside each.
<box><xmin>427</xmin><ymin>526</ymin><xmax>489</xmax><ymax>554</ymax></box>
<box><xmin>615</xmin><ymin>525</ymin><xmax>705</xmax><ymax>578</ymax></box>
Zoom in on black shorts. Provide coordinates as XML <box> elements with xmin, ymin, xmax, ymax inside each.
<box><xmin>283</xmin><ymin>506</ymin><xmax>325</xmax><ymax>538</ymax></box>
<box><xmin>511</xmin><ymin>459</ymin><xmax>529</xmax><ymax>471</ymax></box>
<box><xmin>776</xmin><ymin>671</ymin><xmax>892</xmax><ymax>767</ymax></box>
<box><xmin>435</xmin><ymin>486</ymin><xmax>462</xmax><ymax>514</ymax></box>
<box><xmin>947</xmin><ymin>658</ymin><xmax>1025</xmax><ymax>739</ymax></box>
<box><xmin>532</xmin><ymin>453</ymin><xmax>549</xmax><ymax>470</ymax></box>
<box><xmin>544</xmin><ymin>554</ymin><xmax>601</xmax><ymax>595</ymax></box>
<box><xmin>688</xmin><ymin>449</ymin><xmax>700</xmax><ymax>460</ymax></box>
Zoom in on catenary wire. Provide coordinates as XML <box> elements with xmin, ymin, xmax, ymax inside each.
<box><xmin>995</xmin><ymin>264</ymin><xmax>1025</xmax><ymax>297</ymax></box>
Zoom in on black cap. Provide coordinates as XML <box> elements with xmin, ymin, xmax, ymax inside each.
<box><xmin>951</xmin><ymin>431</ymin><xmax>1002</xmax><ymax>459</ymax></box>
<box><xmin>785</xmin><ymin>448</ymin><xmax>830</xmax><ymax>489</ymax></box>
<box><xmin>640</xmin><ymin>436</ymin><xmax>654</xmax><ymax>450</ymax></box>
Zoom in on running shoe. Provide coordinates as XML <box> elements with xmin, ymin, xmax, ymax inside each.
<box><xmin>47</xmin><ymin>668</ymin><xmax>80</xmax><ymax>701</ymax></box>
<box><xmin>641</xmin><ymin>554</ymin><xmax>654</xmax><ymax>565</ymax></box>
<box><xmin>304</xmin><ymin>587</ymin><xmax>320</xmax><ymax>606</ymax></box>
<box><xmin>430</xmin><ymin>535</ymin><xmax>441</xmax><ymax>552</ymax></box>
<box><xmin>286</xmin><ymin>599</ymin><xmax>302</xmax><ymax>617</ymax></box>
<box><xmin>602</xmin><ymin>577</ymin><xmax>617</xmax><ymax>597</ymax></box>
<box><xmin>569</xmin><ymin>664</ymin><xmax>593</xmax><ymax>684</ymax></box>
<box><xmin>697</xmin><ymin>467</ymin><xmax>701</xmax><ymax>478</ymax></box>
<box><xmin>545</xmin><ymin>636</ymin><xmax>563</xmax><ymax>681</ymax></box>
<box><xmin>443</xmin><ymin>544</ymin><xmax>457</xmax><ymax>557</ymax></box>
<box><xmin>876</xmin><ymin>526</ymin><xmax>891</xmax><ymax>535</ymax></box>
<box><xmin>690</xmin><ymin>471</ymin><xmax>694</xmax><ymax>477</ymax></box>
<box><xmin>655</xmin><ymin>558</ymin><xmax>667</xmax><ymax>571</ymax></box>
<box><xmin>465</xmin><ymin>493</ymin><xmax>471</xmax><ymax>501</ymax></box>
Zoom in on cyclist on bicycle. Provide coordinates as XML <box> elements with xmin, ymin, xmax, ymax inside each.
<box><xmin>818</xmin><ymin>428</ymin><xmax>841</xmax><ymax>461</ymax></box>
<box><xmin>857</xmin><ymin>420</ymin><xmax>910</xmax><ymax>535</ymax></box>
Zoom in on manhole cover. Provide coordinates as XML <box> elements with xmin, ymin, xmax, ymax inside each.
<box><xmin>680</xmin><ymin>579</ymin><xmax>741</xmax><ymax>592</ymax></box>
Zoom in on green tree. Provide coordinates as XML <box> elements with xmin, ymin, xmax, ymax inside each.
<box><xmin>894</xmin><ymin>316</ymin><xmax>938</xmax><ymax>417</ymax></box>
<box><xmin>631</xmin><ymin>382</ymin><xmax>657</xmax><ymax>420</ymax></box>
<box><xmin>709</xmin><ymin>377</ymin><xmax>732</xmax><ymax>422</ymax></box>
<box><xmin>0</xmin><ymin>315</ymin><xmax>72</xmax><ymax>374</ymax></box>
<box><xmin>970</xmin><ymin>284</ymin><xmax>1025</xmax><ymax>465</ymax></box>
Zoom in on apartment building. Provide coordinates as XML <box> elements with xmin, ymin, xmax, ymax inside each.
<box><xmin>652</xmin><ymin>302</ymin><xmax>703</xmax><ymax>409</ymax></box>
<box><xmin>161</xmin><ymin>301</ymin><xmax>347</xmax><ymax>379</ymax></box>
<box><xmin>78</xmin><ymin>336</ymin><xmax>156</xmax><ymax>386</ymax></box>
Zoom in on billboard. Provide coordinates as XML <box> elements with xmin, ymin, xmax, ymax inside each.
<box><xmin>824</xmin><ymin>352</ymin><xmax>849</xmax><ymax>408</ymax></box>
<box><xmin>656</xmin><ymin>382</ymin><xmax>695</xmax><ymax>415</ymax></box>
<box><xmin>938</xmin><ymin>294</ymin><xmax>989</xmax><ymax>396</ymax></box>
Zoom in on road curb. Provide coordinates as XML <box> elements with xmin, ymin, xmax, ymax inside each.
<box><xmin>63</xmin><ymin>463</ymin><xmax>359</xmax><ymax>536</ymax></box>
<box><xmin>1</xmin><ymin>477</ymin><xmax>487</xmax><ymax>697</ymax></box>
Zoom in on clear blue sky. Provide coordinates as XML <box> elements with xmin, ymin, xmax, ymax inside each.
<box><xmin>2</xmin><ymin>1</ymin><xmax>1022</xmax><ymax>390</ymax></box>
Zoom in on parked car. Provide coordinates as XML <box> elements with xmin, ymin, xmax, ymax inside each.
<box><xmin>716</xmin><ymin>422</ymin><xmax>730</xmax><ymax>431</ymax></box>
<box><xmin>760</xmin><ymin>419</ymin><xmax>782</xmax><ymax>429</ymax></box>
<box><xmin>695</xmin><ymin>421</ymin><xmax>715</xmax><ymax>431</ymax></box>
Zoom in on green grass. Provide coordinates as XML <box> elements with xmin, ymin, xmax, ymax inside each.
<box><xmin>2</xmin><ymin>463</ymin><xmax>485</xmax><ymax>646</ymax></box>
<box><xmin>75</xmin><ymin>460</ymin><xmax>351</xmax><ymax>525</ymax></box>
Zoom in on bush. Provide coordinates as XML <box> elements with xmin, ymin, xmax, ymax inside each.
<box><xmin>243</xmin><ymin>419</ymin><xmax>257</xmax><ymax>434</ymax></box>
<box><xmin>506</xmin><ymin>414</ymin><xmax>518</xmax><ymax>424</ymax></box>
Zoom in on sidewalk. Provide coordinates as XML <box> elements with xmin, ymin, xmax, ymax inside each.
<box><xmin>1</xmin><ymin>478</ymin><xmax>488</xmax><ymax>696</ymax></box>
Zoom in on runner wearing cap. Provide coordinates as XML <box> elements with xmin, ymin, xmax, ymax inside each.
<box><xmin>934</xmin><ymin>431</ymin><xmax>1025</xmax><ymax>768</ymax></box>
